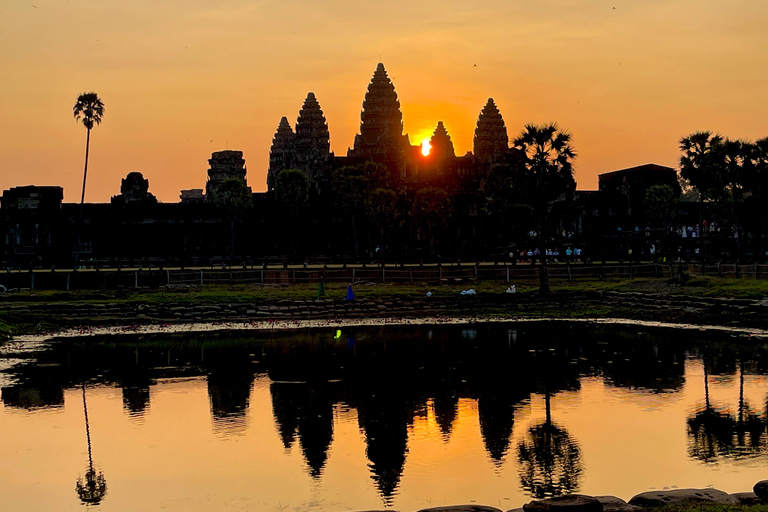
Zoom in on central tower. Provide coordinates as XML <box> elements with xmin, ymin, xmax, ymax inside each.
<box><xmin>349</xmin><ymin>63</ymin><xmax>409</xmax><ymax>160</ymax></box>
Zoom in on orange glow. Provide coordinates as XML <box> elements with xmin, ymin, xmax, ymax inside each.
<box><xmin>421</xmin><ymin>139</ymin><xmax>431</xmax><ymax>156</ymax></box>
<box><xmin>1</xmin><ymin>2</ymin><xmax>767</xmax><ymax>201</ymax></box>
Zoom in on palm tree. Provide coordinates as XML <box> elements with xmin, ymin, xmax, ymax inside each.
<box><xmin>513</xmin><ymin>123</ymin><xmax>576</xmax><ymax>293</ymax></box>
<box><xmin>679</xmin><ymin>132</ymin><xmax>724</xmax><ymax>261</ymax></box>
<box><xmin>72</xmin><ymin>92</ymin><xmax>105</xmax><ymax>262</ymax></box>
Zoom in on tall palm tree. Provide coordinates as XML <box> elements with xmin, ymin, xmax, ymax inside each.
<box><xmin>679</xmin><ymin>132</ymin><xmax>724</xmax><ymax>261</ymax></box>
<box><xmin>72</xmin><ymin>92</ymin><xmax>105</xmax><ymax>262</ymax></box>
<box><xmin>513</xmin><ymin>123</ymin><xmax>576</xmax><ymax>293</ymax></box>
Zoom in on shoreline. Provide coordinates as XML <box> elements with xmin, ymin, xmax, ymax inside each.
<box><xmin>11</xmin><ymin>314</ymin><xmax>768</xmax><ymax>343</ymax></box>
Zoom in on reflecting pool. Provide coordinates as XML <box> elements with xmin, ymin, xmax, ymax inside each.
<box><xmin>1</xmin><ymin>322</ymin><xmax>767</xmax><ymax>511</ymax></box>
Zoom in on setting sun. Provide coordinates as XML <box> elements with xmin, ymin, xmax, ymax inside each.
<box><xmin>421</xmin><ymin>140</ymin><xmax>431</xmax><ymax>156</ymax></box>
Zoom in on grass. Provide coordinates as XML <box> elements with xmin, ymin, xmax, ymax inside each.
<box><xmin>1</xmin><ymin>276</ymin><xmax>767</xmax><ymax>305</ymax></box>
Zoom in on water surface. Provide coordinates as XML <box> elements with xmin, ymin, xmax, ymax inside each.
<box><xmin>1</xmin><ymin>322</ymin><xmax>767</xmax><ymax>511</ymax></box>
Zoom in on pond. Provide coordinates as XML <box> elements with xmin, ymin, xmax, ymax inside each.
<box><xmin>1</xmin><ymin>321</ymin><xmax>767</xmax><ymax>512</ymax></box>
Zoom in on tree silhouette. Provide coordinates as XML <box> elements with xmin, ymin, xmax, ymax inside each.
<box><xmin>410</xmin><ymin>187</ymin><xmax>452</xmax><ymax>257</ymax></box>
<box><xmin>72</xmin><ymin>92</ymin><xmax>104</xmax><ymax>263</ymax></box>
<box><xmin>512</xmin><ymin>123</ymin><xmax>576</xmax><ymax>293</ymax></box>
<box><xmin>679</xmin><ymin>132</ymin><xmax>726</xmax><ymax>259</ymax></box>
<box><xmin>75</xmin><ymin>384</ymin><xmax>107</xmax><ymax>504</ymax></box>
<box><xmin>210</xmin><ymin>177</ymin><xmax>252</xmax><ymax>259</ymax></box>
<box><xmin>644</xmin><ymin>184</ymin><xmax>677</xmax><ymax>229</ymax></box>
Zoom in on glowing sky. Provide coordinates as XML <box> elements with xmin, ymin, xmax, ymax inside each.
<box><xmin>1</xmin><ymin>0</ymin><xmax>767</xmax><ymax>202</ymax></box>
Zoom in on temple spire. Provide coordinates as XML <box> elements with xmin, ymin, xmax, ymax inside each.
<box><xmin>267</xmin><ymin>116</ymin><xmax>295</xmax><ymax>192</ymax></box>
<box><xmin>293</xmin><ymin>92</ymin><xmax>331</xmax><ymax>189</ymax></box>
<box><xmin>349</xmin><ymin>63</ymin><xmax>407</xmax><ymax>159</ymax></box>
<box><xmin>429</xmin><ymin>121</ymin><xmax>455</xmax><ymax>161</ymax></box>
<box><xmin>473</xmin><ymin>98</ymin><xmax>508</xmax><ymax>163</ymax></box>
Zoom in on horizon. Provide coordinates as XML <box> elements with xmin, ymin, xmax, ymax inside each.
<box><xmin>2</xmin><ymin>0</ymin><xmax>767</xmax><ymax>202</ymax></box>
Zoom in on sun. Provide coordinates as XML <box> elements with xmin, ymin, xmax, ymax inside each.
<box><xmin>421</xmin><ymin>140</ymin><xmax>431</xmax><ymax>156</ymax></box>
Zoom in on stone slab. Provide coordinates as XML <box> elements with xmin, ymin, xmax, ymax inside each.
<box><xmin>594</xmin><ymin>496</ymin><xmax>639</xmax><ymax>512</ymax></box>
<box><xmin>523</xmin><ymin>495</ymin><xmax>603</xmax><ymax>512</ymax></box>
<box><xmin>628</xmin><ymin>488</ymin><xmax>736</xmax><ymax>507</ymax></box>
<box><xmin>732</xmin><ymin>492</ymin><xmax>762</xmax><ymax>505</ymax></box>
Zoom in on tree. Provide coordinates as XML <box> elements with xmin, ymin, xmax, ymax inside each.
<box><xmin>512</xmin><ymin>123</ymin><xmax>576</xmax><ymax>293</ymax></box>
<box><xmin>679</xmin><ymin>132</ymin><xmax>725</xmax><ymax>259</ymax></box>
<box><xmin>721</xmin><ymin>139</ymin><xmax>749</xmax><ymax>259</ymax></box>
<box><xmin>410</xmin><ymin>187</ymin><xmax>452</xmax><ymax>257</ymax></box>
<box><xmin>73</xmin><ymin>92</ymin><xmax>104</xmax><ymax>262</ymax></box>
<box><xmin>744</xmin><ymin>138</ymin><xmax>768</xmax><ymax>261</ymax></box>
<box><xmin>210</xmin><ymin>178</ymin><xmax>252</xmax><ymax>258</ymax></box>
<box><xmin>365</xmin><ymin>188</ymin><xmax>399</xmax><ymax>261</ymax></box>
<box><xmin>644</xmin><ymin>184</ymin><xmax>677</xmax><ymax>228</ymax></box>
<box><xmin>332</xmin><ymin>162</ymin><xmax>390</xmax><ymax>260</ymax></box>
<box><xmin>276</xmin><ymin>169</ymin><xmax>310</xmax><ymax>218</ymax></box>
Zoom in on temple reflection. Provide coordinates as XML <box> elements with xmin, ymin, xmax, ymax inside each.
<box><xmin>3</xmin><ymin>322</ymin><xmax>768</xmax><ymax>506</ymax></box>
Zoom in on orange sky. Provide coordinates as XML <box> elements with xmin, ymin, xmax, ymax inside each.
<box><xmin>1</xmin><ymin>0</ymin><xmax>767</xmax><ymax>203</ymax></box>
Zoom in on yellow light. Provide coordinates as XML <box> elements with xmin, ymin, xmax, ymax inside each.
<box><xmin>421</xmin><ymin>140</ymin><xmax>431</xmax><ymax>156</ymax></box>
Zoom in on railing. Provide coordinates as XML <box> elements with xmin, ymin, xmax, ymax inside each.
<box><xmin>0</xmin><ymin>262</ymin><xmax>765</xmax><ymax>291</ymax></box>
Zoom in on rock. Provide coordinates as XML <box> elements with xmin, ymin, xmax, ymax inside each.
<box><xmin>628</xmin><ymin>488</ymin><xmax>736</xmax><ymax>507</ymax></box>
<box><xmin>732</xmin><ymin>492</ymin><xmax>762</xmax><ymax>505</ymax></box>
<box><xmin>418</xmin><ymin>507</ymin><xmax>502</xmax><ymax>512</ymax></box>
<box><xmin>754</xmin><ymin>481</ymin><xmax>768</xmax><ymax>500</ymax></box>
<box><xmin>523</xmin><ymin>495</ymin><xmax>603</xmax><ymax>512</ymax></box>
<box><xmin>594</xmin><ymin>496</ymin><xmax>639</xmax><ymax>512</ymax></box>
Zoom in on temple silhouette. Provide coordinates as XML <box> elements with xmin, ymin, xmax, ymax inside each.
<box><xmin>0</xmin><ymin>62</ymin><xmax>692</xmax><ymax>267</ymax></box>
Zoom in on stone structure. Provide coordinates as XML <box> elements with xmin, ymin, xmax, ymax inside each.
<box><xmin>429</xmin><ymin>121</ymin><xmax>456</xmax><ymax>162</ymax></box>
<box><xmin>473</xmin><ymin>98</ymin><xmax>509</xmax><ymax>164</ymax></box>
<box><xmin>349</xmin><ymin>63</ymin><xmax>410</xmax><ymax>162</ymax></box>
<box><xmin>293</xmin><ymin>92</ymin><xmax>332</xmax><ymax>191</ymax></box>
<box><xmin>111</xmin><ymin>172</ymin><xmax>157</xmax><ymax>205</ymax></box>
<box><xmin>205</xmin><ymin>150</ymin><xmax>250</xmax><ymax>201</ymax></box>
<box><xmin>180</xmin><ymin>189</ymin><xmax>204</xmax><ymax>204</ymax></box>
<box><xmin>267</xmin><ymin>117</ymin><xmax>295</xmax><ymax>193</ymax></box>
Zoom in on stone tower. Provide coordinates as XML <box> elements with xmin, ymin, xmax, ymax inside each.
<box><xmin>473</xmin><ymin>98</ymin><xmax>508</xmax><ymax>163</ymax></box>
<box><xmin>205</xmin><ymin>150</ymin><xmax>249</xmax><ymax>201</ymax></box>
<box><xmin>429</xmin><ymin>121</ymin><xmax>455</xmax><ymax>162</ymax></box>
<box><xmin>349</xmin><ymin>63</ymin><xmax>409</xmax><ymax>159</ymax></box>
<box><xmin>267</xmin><ymin>116</ymin><xmax>295</xmax><ymax>192</ymax></box>
<box><xmin>293</xmin><ymin>92</ymin><xmax>332</xmax><ymax>190</ymax></box>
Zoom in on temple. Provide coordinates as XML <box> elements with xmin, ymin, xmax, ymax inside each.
<box><xmin>267</xmin><ymin>63</ymin><xmax>515</xmax><ymax>195</ymax></box>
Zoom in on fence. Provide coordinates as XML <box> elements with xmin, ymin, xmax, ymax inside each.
<box><xmin>1</xmin><ymin>262</ymin><xmax>766</xmax><ymax>291</ymax></box>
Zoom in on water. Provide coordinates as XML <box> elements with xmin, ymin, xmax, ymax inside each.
<box><xmin>1</xmin><ymin>322</ymin><xmax>767</xmax><ymax>512</ymax></box>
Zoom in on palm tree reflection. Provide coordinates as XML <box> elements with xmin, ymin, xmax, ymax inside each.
<box><xmin>687</xmin><ymin>359</ymin><xmax>767</xmax><ymax>462</ymax></box>
<box><xmin>517</xmin><ymin>387</ymin><xmax>582</xmax><ymax>498</ymax></box>
<box><xmin>75</xmin><ymin>383</ymin><xmax>107</xmax><ymax>505</ymax></box>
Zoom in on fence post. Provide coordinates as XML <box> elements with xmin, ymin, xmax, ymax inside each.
<box><xmin>352</xmin><ymin>267</ymin><xmax>356</xmax><ymax>282</ymax></box>
<box><xmin>135</xmin><ymin>271</ymin><xmax>139</xmax><ymax>289</ymax></box>
<box><xmin>200</xmin><ymin>269</ymin><xmax>204</xmax><ymax>286</ymax></box>
<box><xmin>66</xmin><ymin>272</ymin><xmax>70</xmax><ymax>291</ymax></box>
<box><xmin>292</xmin><ymin>269</ymin><xmax>296</xmax><ymax>285</ymax></box>
<box><xmin>167</xmin><ymin>270</ymin><xmax>170</xmax><ymax>285</ymax></box>
<box><xmin>382</xmin><ymin>266</ymin><xmax>386</xmax><ymax>284</ymax></box>
<box><xmin>567</xmin><ymin>261</ymin><xmax>572</xmax><ymax>281</ymax></box>
<box><xmin>506</xmin><ymin>265</ymin><xmax>510</xmax><ymax>283</ymax></box>
<box><xmin>30</xmin><ymin>271</ymin><xmax>34</xmax><ymax>290</ymax></box>
<box><xmin>410</xmin><ymin>268</ymin><xmax>413</xmax><ymax>283</ymax></box>
<box><xmin>261</xmin><ymin>269</ymin><xmax>264</xmax><ymax>283</ymax></box>
<box><xmin>474</xmin><ymin>265</ymin><xmax>478</xmax><ymax>280</ymax></box>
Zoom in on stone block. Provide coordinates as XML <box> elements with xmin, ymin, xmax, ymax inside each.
<box><xmin>754</xmin><ymin>481</ymin><xmax>768</xmax><ymax>500</ymax></box>
<box><xmin>628</xmin><ymin>488</ymin><xmax>736</xmax><ymax>507</ymax></box>
<box><xmin>523</xmin><ymin>495</ymin><xmax>602</xmax><ymax>512</ymax></box>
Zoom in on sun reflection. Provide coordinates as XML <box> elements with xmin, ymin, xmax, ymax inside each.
<box><xmin>421</xmin><ymin>140</ymin><xmax>431</xmax><ymax>156</ymax></box>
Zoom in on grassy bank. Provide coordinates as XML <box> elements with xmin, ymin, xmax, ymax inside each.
<box><xmin>2</xmin><ymin>276</ymin><xmax>767</xmax><ymax>304</ymax></box>
<box><xmin>0</xmin><ymin>276</ymin><xmax>766</xmax><ymax>339</ymax></box>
